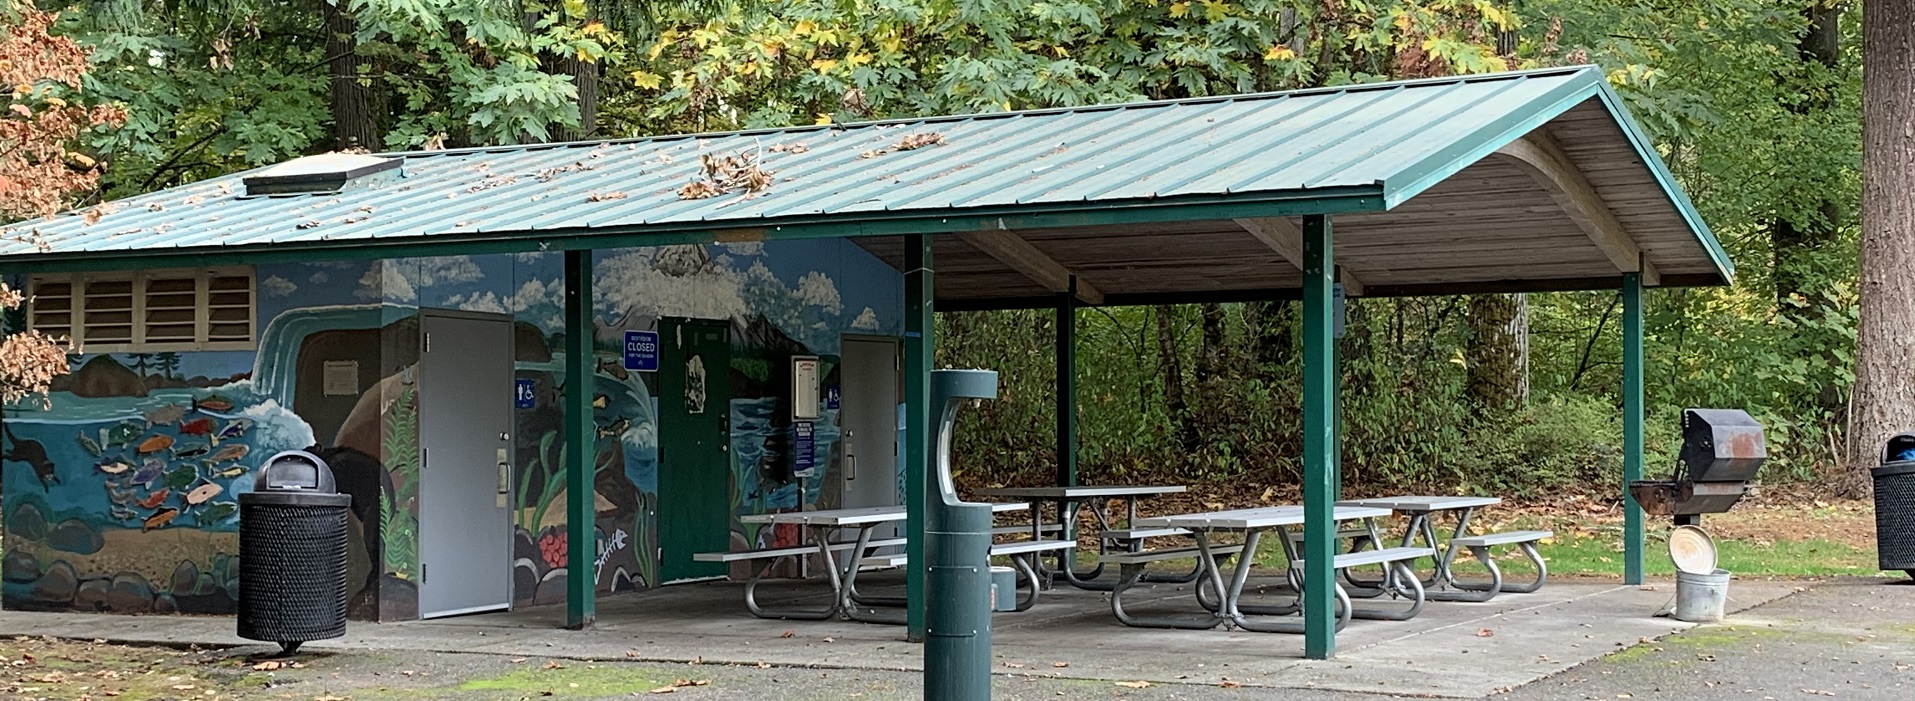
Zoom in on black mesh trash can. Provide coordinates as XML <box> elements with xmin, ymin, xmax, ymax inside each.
<box><xmin>237</xmin><ymin>450</ymin><xmax>352</xmax><ymax>654</ymax></box>
<box><xmin>1875</xmin><ymin>434</ymin><xmax>1915</xmax><ymax>581</ymax></box>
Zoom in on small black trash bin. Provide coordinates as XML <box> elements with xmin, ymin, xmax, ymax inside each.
<box><xmin>237</xmin><ymin>450</ymin><xmax>352</xmax><ymax>654</ymax></box>
<box><xmin>1874</xmin><ymin>434</ymin><xmax>1915</xmax><ymax>580</ymax></box>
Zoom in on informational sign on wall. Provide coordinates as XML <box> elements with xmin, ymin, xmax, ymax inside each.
<box><xmin>826</xmin><ymin>384</ymin><xmax>841</xmax><ymax>410</ymax></box>
<box><xmin>623</xmin><ymin>330</ymin><xmax>660</xmax><ymax>371</ymax></box>
<box><xmin>515</xmin><ymin>378</ymin><xmax>537</xmax><ymax>409</ymax></box>
<box><xmin>322</xmin><ymin>360</ymin><xmax>359</xmax><ymax>396</ymax></box>
<box><xmin>791</xmin><ymin>421</ymin><xmax>816</xmax><ymax>476</ymax></box>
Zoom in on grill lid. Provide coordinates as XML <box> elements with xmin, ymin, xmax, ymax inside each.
<box><xmin>1668</xmin><ymin>525</ymin><xmax>1717</xmax><ymax>574</ymax></box>
<box><xmin>1678</xmin><ymin>408</ymin><xmax>1767</xmax><ymax>483</ymax></box>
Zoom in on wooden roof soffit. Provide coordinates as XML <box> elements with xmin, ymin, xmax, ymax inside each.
<box><xmin>1231</xmin><ymin>216</ymin><xmax>1367</xmax><ymax>296</ymax></box>
<box><xmin>1492</xmin><ymin>131</ymin><xmax>1661</xmax><ymax>286</ymax></box>
<box><xmin>955</xmin><ymin>231</ymin><xmax>1107</xmax><ymax>305</ymax></box>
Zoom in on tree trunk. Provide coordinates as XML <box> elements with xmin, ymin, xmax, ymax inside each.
<box><xmin>551</xmin><ymin>54</ymin><xmax>600</xmax><ymax>142</ymax></box>
<box><xmin>322</xmin><ymin>0</ymin><xmax>380</xmax><ymax>150</ymax></box>
<box><xmin>1246</xmin><ymin>300</ymin><xmax>1294</xmax><ymax>376</ymax></box>
<box><xmin>1465</xmin><ymin>294</ymin><xmax>1526</xmax><ymax>409</ymax></box>
<box><xmin>1848</xmin><ymin>0</ymin><xmax>1915</xmax><ymax>498</ymax></box>
<box><xmin>1771</xmin><ymin>3</ymin><xmax>1844</xmax><ymax>310</ymax></box>
<box><xmin>1154</xmin><ymin>306</ymin><xmax>1197</xmax><ymax>453</ymax></box>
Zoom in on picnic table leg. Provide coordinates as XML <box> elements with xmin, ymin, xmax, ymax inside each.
<box><xmin>1057</xmin><ymin>499</ymin><xmax>1113</xmax><ymax>589</ymax></box>
<box><xmin>842</xmin><ymin>525</ymin><xmax>906</xmax><ymax>608</ymax></box>
<box><xmin>1426</xmin><ymin>507</ymin><xmax>1502</xmax><ymax>602</ymax></box>
<box><xmin>1223</xmin><ymin>529</ymin><xmax>1349</xmax><ymax>634</ymax></box>
<box><xmin>741</xmin><ymin>528</ymin><xmax>850</xmax><ymax>621</ymax></box>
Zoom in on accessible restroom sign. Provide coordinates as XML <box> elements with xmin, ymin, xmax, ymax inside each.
<box><xmin>624</xmin><ymin>330</ymin><xmax>660</xmax><ymax>371</ymax></box>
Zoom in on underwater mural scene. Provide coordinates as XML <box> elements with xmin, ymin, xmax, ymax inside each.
<box><xmin>2</xmin><ymin>238</ymin><xmax>903</xmax><ymax>620</ymax></box>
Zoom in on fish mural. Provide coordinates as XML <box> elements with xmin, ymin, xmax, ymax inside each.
<box><xmin>143</xmin><ymin>404</ymin><xmax>189</xmax><ymax>428</ymax></box>
<box><xmin>96</xmin><ymin>458</ymin><xmax>132</xmax><ymax>475</ymax></box>
<box><xmin>179</xmin><ymin>417</ymin><xmax>215</xmax><ymax>436</ymax></box>
<box><xmin>209</xmin><ymin>444</ymin><xmax>248</xmax><ymax>464</ymax></box>
<box><xmin>137</xmin><ymin>489</ymin><xmax>171</xmax><ymax>510</ymax></box>
<box><xmin>76</xmin><ymin>433</ymin><xmax>103</xmax><ymax>457</ymax></box>
<box><xmin>185</xmin><ymin>482</ymin><xmax>222</xmax><ymax>505</ymax></box>
<box><xmin>215</xmin><ymin>419</ymin><xmax>252</xmax><ymax>442</ymax></box>
<box><xmin>174</xmin><ymin>442</ymin><xmax>212</xmax><ymax>460</ymax></box>
<box><xmin>130</xmin><ymin>457</ymin><xmax>165</xmax><ymax>486</ymax></box>
<box><xmin>193</xmin><ymin>395</ymin><xmax>235</xmax><ymax>413</ymax></box>
<box><xmin>136</xmin><ymin>434</ymin><xmax>174</xmax><ymax>454</ymax></box>
<box><xmin>142</xmin><ymin>507</ymin><xmax>179</xmax><ymax>532</ymax></box>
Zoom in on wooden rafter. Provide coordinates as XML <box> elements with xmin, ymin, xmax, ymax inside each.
<box><xmin>1233</xmin><ymin>216</ymin><xmax>1366</xmax><ymax>296</ymax></box>
<box><xmin>1494</xmin><ymin>131</ymin><xmax>1661</xmax><ymax>286</ymax></box>
<box><xmin>956</xmin><ymin>231</ymin><xmax>1106</xmax><ymax>305</ymax></box>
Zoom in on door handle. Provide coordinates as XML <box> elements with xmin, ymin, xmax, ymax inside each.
<box><xmin>496</xmin><ymin>448</ymin><xmax>511</xmax><ymax>508</ymax></box>
<box><xmin>847</xmin><ymin>455</ymin><xmax>857</xmax><ymax>481</ymax></box>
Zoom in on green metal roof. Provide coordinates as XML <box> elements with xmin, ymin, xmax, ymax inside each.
<box><xmin>0</xmin><ymin>65</ymin><xmax>1731</xmax><ymax>290</ymax></box>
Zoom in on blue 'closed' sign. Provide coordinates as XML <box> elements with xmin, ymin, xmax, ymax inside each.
<box><xmin>624</xmin><ymin>330</ymin><xmax>660</xmax><ymax>371</ymax></box>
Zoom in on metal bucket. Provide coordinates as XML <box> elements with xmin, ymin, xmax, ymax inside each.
<box><xmin>989</xmin><ymin>566</ymin><xmax>1018</xmax><ymax>612</ymax></box>
<box><xmin>1673</xmin><ymin>568</ymin><xmax>1731</xmax><ymax>623</ymax></box>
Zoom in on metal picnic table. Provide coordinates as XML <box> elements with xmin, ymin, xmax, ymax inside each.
<box><xmin>1123</xmin><ymin>504</ymin><xmax>1394</xmax><ymax>633</ymax></box>
<box><xmin>737</xmin><ymin>502</ymin><xmax>1029</xmax><ymax>622</ymax></box>
<box><xmin>1334</xmin><ymin>495</ymin><xmax>1503</xmax><ymax>601</ymax></box>
<box><xmin>970</xmin><ymin>484</ymin><xmax>1187</xmax><ymax>589</ymax></box>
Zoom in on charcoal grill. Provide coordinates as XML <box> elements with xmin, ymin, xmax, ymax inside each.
<box><xmin>1628</xmin><ymin>409</ymin><xmax>1766</xmax><ymax>526</ymax></box>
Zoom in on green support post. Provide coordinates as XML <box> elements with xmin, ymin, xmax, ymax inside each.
<box><xmin>1301</xmin><ymin>215</ymin><xmax>1337</xmax><ymax>660</ymax></box>
<box><xmin>1056</xmin><ymin>278</ymin><xmax>1077</xmax><ymax>488</ymax></box>
<box><xmin>1621</xmin><ymin>271</ymin><xmax>1645</xmax><ymax>585</ymax></box>
<box><xmin>563</xmin><ymin>248</ymin><xmax>596</xmax><ymax>629</ymax></box>
<box><xmin>904</xmin><ymin>235</ymin><xmax>934</xmax><ymax>642</ymax></box>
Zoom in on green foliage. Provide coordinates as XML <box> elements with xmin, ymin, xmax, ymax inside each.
<box><xmin>381</xmin><ymin>385</ymin><xmax>420</xmax><ymax>579</ymax></box>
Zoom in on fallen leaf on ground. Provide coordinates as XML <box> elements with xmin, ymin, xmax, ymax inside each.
<box><xmin>1115</xmin><ymin>680</ymin><xmax>1151</xmax><ymax>688</ymax></box>
<box><xmin>779</xmin><ymin>630</ymin><xmax>794</xmax><ymax>639</ymax></box>
<box><xmin>647</xmin><ymin>686</ymin><xmax>678</xmax><ymax>694</ymax></box>
<box><xmin>252</xmin><ymin>660</ymin><xmax>283</xmax><ymax>671</ymax></box>
<box><xmin>543</xmin><ymin>660</ymin><xmax>564</xmax><ymax>670</ymax></box>
<box><xmin>1221</xmin><ymin>680</ymin><xmax>1242</xmax><ymax>688</ymax></box>
<box><xmin>1051</xmin><ymin>662</ymin><xmax>1069</xmax><ymax>668</ymax></box>
<box><xmin>1476</xmin><ymin>628</ymin><xmax>1495</xmax><ymax>637</ymax></box>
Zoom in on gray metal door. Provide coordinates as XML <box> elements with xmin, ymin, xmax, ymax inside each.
<box><xmin>418</xmin><ymin>311</ymin><xmax>514</xmax><ymax>618</ymax></box>
<box><xmin>840</xmin><ymin>338</ymin><xmax>900</xmax><ymax>536</ymax></box>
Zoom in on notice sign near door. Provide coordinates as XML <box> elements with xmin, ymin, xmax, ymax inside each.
<box><xmin>322</xmin><ymin>360</ymin><xmax>359</xmax><ymax>396</ymax></box>
<box><xmin>515</xmin><ymin>378</ymin><xmax>537</xmax><ymax>409</ymax></box>
<box><xmin>624</xmin><ymin>330</ymin><xmax>660</xmax><ymax>371</ymax></box>
<box><xmin>791</xmin><ymin>421</ymin><xmax>816</xmax><ymax>476</ymax></box>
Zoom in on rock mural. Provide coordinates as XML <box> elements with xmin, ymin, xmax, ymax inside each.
<box><xmin>2</xmin><ymin>237</ymin><xmax>901</xmax><ymax>619</ymax></box>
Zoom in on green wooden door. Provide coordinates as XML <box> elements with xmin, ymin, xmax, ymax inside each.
<box><xmin>657</xmin><ymin>318</ymin><xmax>732</xmax><ymax>583</ymax></box>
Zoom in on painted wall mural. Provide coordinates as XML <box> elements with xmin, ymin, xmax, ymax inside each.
<box><xmin>1</xmin><ymin>237</ymin><xmax>902</xmax><ymax>619</ymax></box>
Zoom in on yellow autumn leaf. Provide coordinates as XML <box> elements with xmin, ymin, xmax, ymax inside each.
<box><xmin>738</xmin><ymin>60</ymin><xmax>758</xmax><ymax>76</ymax></box>
<box><xmin>1169</xmin><ymin>2</ymin><xmax>1189</xmax><ymax>18</ymax></box>
<box><xmin>1053</xmin><ymin>45</ymin><xmax>1069</xmax><ymax>58</ymax></box>
<box><xmin>1393</xmin><ymin>12</ymin><xmax>1414</xmax><ymax>33</ymax></box>
<box><xmin>1200</xmin><ymin>0</ymin><xmax>1229</xmax><ymax>20</ymax></box>
<box><xmin>881</xmin><ymin>35</ymin><xmax>903</xmax><ymax>54</ymax></box>
<box><xmin>847</xmin><ymin>52</ymin><xmax>873</xmax><ymax>66</ymax></box>
<box><xmin>793</xmin><ymin>19</ymin><xmax>817</xmax><ymax>36</ymax></box>
<box><xmin>812</xmin><ymin>58</ymin><xmax>839</xmax><ymax>72</ymax></box>
<box><xmin>815</xmin><ymin>113</ymin><xmax>834</xmax><ymax>125</ymax></box>
<box><xmin>629</xmin><ymin>71</ymin><xmax>663</xmax><ymax>89</ymax></box>
<box><xmin>1264</xmin><ymin>45</ymin><xmax>1295</xmax><ymax>61</ymax></box>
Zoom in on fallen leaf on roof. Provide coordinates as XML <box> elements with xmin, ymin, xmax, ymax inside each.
<box><xmin>894</xmin><ymin>132</ymin><xmax>944</xmax><ymax>150</ymax></box>
<box><xmin>586</xmin><ymin>191</ymin><xmax>628</xmax><ymax>202</ymax></box>
<box><xmin>296</xmin><ymin>220</ymin><xmax>321</xmax><ymax>229</ymax></box>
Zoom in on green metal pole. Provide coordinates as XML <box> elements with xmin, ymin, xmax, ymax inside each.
<box><xmin>1056</xmin><ymin>278</ymin><xmax>1077</xmax><ymax>488</ymax></box>
<box><xmin>1621</xmin><ymin>272</ymin><xmax>1645</xmax><ymax>585</ymax></box>
<box><xmin>1301</xmin><ymin>215</ymin><xmax>1337</xmax><ymax>660</ymax></box>
<box><xmin>563</xmin><ymin>248</ymin><xmax>596</xmax><ymax>629</ymax></box>
<box><xmin>924</xmin><ymin>370</ymin><xmax>999</xmax><ymax>701</ymax></box>
<box><xmin>905</xmin><ymin>235</ymin><xmax>934</xmax><ymax>641</ymax></box>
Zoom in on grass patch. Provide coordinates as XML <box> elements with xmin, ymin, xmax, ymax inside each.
<box><xmin>458</xmin><ymin>663</ymin><xmax>676</xmax><ymax>696</ymax></box>
<box><xmin>1532</xmin><ymin>532</ymin><xmax>1882</xmax><ymax>577</ymax></box>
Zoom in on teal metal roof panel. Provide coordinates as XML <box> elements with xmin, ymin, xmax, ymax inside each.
<box><xmin>0</xmin><ymin>66</ymin><xmax>1730</xmax><ymax>285</ymax></box>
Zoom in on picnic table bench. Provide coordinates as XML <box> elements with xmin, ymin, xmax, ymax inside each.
<box><xmin>972</xmin><ymin>484</ymin><xmax>1188</xmax><ymax>590</ymax></box>
<box><xmin>702</xmin><ymin>503</ymin><xmax>1033</xmax><ymax>621</ymax></box>
<box><xmin>1334</xmin><ymin>496</ymin><xmax>1551</xmax><ymax>601</ymax></box>
<box><xmin>1108</xmin><ymin>505</ymin><xmax>1427</xmax><ymax>633</ymax></box>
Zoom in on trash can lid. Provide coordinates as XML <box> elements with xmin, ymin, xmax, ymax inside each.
<box><xmin>1668</xmin><ymin>525</ymin><xmax>1718</xmax><ymax>575</ymax></box>
<box><xmin>1875</xmin><ymin>460</ymin><xmax>1915</xmax><ymax>479</ymax></box>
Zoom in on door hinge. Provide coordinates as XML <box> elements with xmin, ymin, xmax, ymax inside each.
<box><xmin>423</xmin><ymin>332</ymin><xmax>431</xmax><ymax>353</ymax></box>
<box><xmin>421</xmin><ymin>448</ymin><xmax>427</xmax><ymax>469</ymax></box>
<box><xmin>421</xmin><ymin>564</ymin><xmax>427</xmax><ymax>583</ymax></box>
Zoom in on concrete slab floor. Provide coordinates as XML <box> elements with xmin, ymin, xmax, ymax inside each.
<box><xmin>0</xmin><ymin>574</ymin><xmax>1805</xmax><ymax>699</ymax></box>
